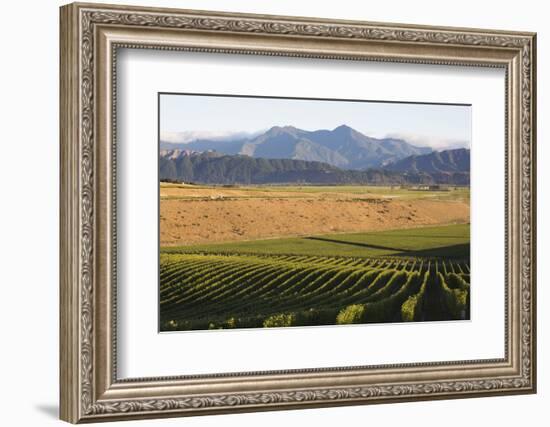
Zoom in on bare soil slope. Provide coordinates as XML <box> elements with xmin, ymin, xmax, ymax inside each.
<box><xmin>160</xmin><ymin>185</ymin><xmax>469</xmax><ymax>246</ymax></box>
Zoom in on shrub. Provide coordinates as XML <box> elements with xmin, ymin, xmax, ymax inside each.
<box><xmin>438</xmin><ymin>272</ymin><xmax>469</xmax><ymax>319</ymax></box>
<box><xmin>336</xmin><ymin>304</ymin><xmax>366</xmax><ymax>324</ymax></box>
<box><xmin>263</xmin><ymin>313</ymin><xmax>296</xmax><ymax>328</ymax></box>
<box><xmin>160</xmin><ymin>319</ymin><xmax>195</xmax><ymax>331</ymax></box>
<box><xmin>294</xmin><ymin>308</ymin><xmax>339</xmax><ymax>326</ymax></box>
<box><xmin>229</xmin><ymin>316</ymin><xmax>264</xmax><ymax>329</ymax></box>
<box><xmin>225</xmin><ymin>317</ymin><xmax>237</xmax><ymax>328</ymax></box>
<box><xmin>401</xmin><ymin>296</ymin><xmax>418</xmax><ymax>322</ymax></box>
<box><xmin>446</xmin><ymin>273</ymin><xmax>470</xmax><ymax>290</ymax></box>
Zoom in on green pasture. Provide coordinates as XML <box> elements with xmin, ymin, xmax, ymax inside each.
<box><xmin>162</xmin><ymin>223</ymin><xmax>470</xmax><ymax>259</ymax></box>
<box><xmin>160</xmin><ymin>183</ymin><xmax>470</xmax><ymax>202</ymax></box>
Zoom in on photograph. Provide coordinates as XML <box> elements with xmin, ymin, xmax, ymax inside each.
<box><xmin>158</xmin><ymin>94</ymin><xmax>471</xmax><ymax>331</ymax></box>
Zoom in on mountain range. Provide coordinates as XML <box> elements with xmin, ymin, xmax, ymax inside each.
<box><xmin>159</xmin><ymin>148</ymin><xmax>470</xmax><ymax>186</ymax></box>
<box><xmin>161</xmin><ymin>125</ymin><xmax>433</xmax><ymax>170</ymax></box>
<box><xmin>384</xmin><ymin>148</ymin><xmax>470</xmax><ymax>174</ymax></box>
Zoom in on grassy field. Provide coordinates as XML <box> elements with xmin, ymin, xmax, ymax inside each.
<box><xmin>162</xmin><ymin>224</ymin><xmax>469</xmax><ymax>258</ymax></box>
<box><xmin>235</xmin><ymin>184</ymin><xmax>470</xmax><ymax>201</ymax></box>
<box><xmin>161</xmin><ymin>182</ymin><xmax>470</xmax><ymax>201</ymax></box>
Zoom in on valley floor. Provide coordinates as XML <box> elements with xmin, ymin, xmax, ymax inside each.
<box><xmin>160</xmin><ymin>183</ymin><xmax>470</xmax><ymax>246</ymax></box>
<box><xmin>159</xmin><ymin>184</ymin><xmax>470</xmax><ymax>331</ymax></box>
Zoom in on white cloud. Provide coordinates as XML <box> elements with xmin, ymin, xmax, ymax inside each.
<box><xmin>160</xmin><ymin>130</ymin><xmax>262</xmax><ymax>144</ymax></box>
<box><xmin>384</xmin><ymin>132</ymin><xmax>470</xmax><ymax>150</ymax></box>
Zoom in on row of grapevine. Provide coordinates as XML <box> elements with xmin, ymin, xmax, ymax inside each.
<box><xmin>400</xmin><ymin>271</ymin><xmax>430</xmax><ymax>322</ymax></box>
<box><xmin>437</xmin><ymin>273</ymin><xmax>470</xmax><ymax>319</ymax></box>
<box><xmin>159</xmin><ymin>253</ymin><xmax>471</xmax><ymax>331</ymax></box>
<box><xmin>336</xmin><ymin>271</ymin><xmax>422</xmax><ymax>324</ymax></box>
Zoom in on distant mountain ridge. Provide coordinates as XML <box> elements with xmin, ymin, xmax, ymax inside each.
<box><xmin>161</xmin><ymin>125</ymin><xmax>433</xmax><ymax>170</ymax></box>
<box><xmin>383</xmin><ymin>148</ymin><xmax>470</xmax><ymax>174</ymax></box>
<box><xmin>159</xmin><ymin>149</ymin><xmax>470</xmax><ymax>186</ymax></box>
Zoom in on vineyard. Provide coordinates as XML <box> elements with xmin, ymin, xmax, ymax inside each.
<box><xmin>160</xmin><ymin>252</ymin><xmax>470</xmax><ymax>331</ymax></box>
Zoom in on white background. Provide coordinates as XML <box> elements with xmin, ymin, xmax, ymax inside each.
<box><xmin>0</xmin><ymin>0</ymin><xmax>546</xmax><ymax>426</ymax></box>
<box><xmin>118</xmin><ymin>49</ymin><xmax>504</xmax><ymax>377</ymax></box>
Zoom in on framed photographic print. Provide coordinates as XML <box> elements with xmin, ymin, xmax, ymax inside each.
<box><xmin>60</xmin><ymin>2</ymin><xmax>537</xmax><ymax>423</ymax></box>
<box><xmin>158</xmin><ymin>93</ymin><xmax>472</xmax><ymax>331</ymax></box>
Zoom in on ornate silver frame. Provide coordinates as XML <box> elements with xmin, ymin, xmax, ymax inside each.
<box><xmin>60</xmin><ymin>2</ymin><xmax>537</xmax><ymax>423</ymax></box>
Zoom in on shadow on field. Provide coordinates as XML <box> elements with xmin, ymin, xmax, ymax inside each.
<box><xmin>304</xmin><ymin>236</ymin><xmax>469</xmax><ymax>259</ymax></box>
<box><xmin>304</xmin><ymin>236</ymin><xmax>408</xmax><ymax>252</ymax></box>
<box><xmin>393</xmin><ymin>243</ymin><xmax>470</xmax><ymax>258</ymax></box>
<box><xmin>389</xmin><ymin>234</ymin><xmax>467</xmax><ymax>239</ymax></box>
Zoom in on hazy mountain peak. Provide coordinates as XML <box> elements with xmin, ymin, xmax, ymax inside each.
<box><xmin>333</xmin><ymin>124</ymin><xmax>354</xmax><ymax>133</ymax></box>
<box><xmin>169</xmin><ymin>125</ymin><xmax>437</xmax><ymax>170</ymax></box>
<box><xmin>266</xmin><ymin>125</ymin><xmax>301</xmax><ymax>136</ymax></box>
<box><xmin>330</xmin><ymin>124</ymin><xmax>366</xmax><ymax>142</ymax></box>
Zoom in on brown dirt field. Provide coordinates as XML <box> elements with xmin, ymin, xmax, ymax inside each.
<box><xmin>160</xmin><ymin>190</ymin><xmax>470</xmax><ymax>246</ymax></box>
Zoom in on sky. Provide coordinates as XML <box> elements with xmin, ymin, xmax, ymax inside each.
<box><xmin>160</xmin><ymin>93</ymin><xmax>471</xmax><ymax>150</ymax></box>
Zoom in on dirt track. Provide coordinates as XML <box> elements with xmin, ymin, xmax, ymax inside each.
<box><xmin>160</xmin><ymin>186</ymin><xmax>470</xmax><ymax>246</ymax></box>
